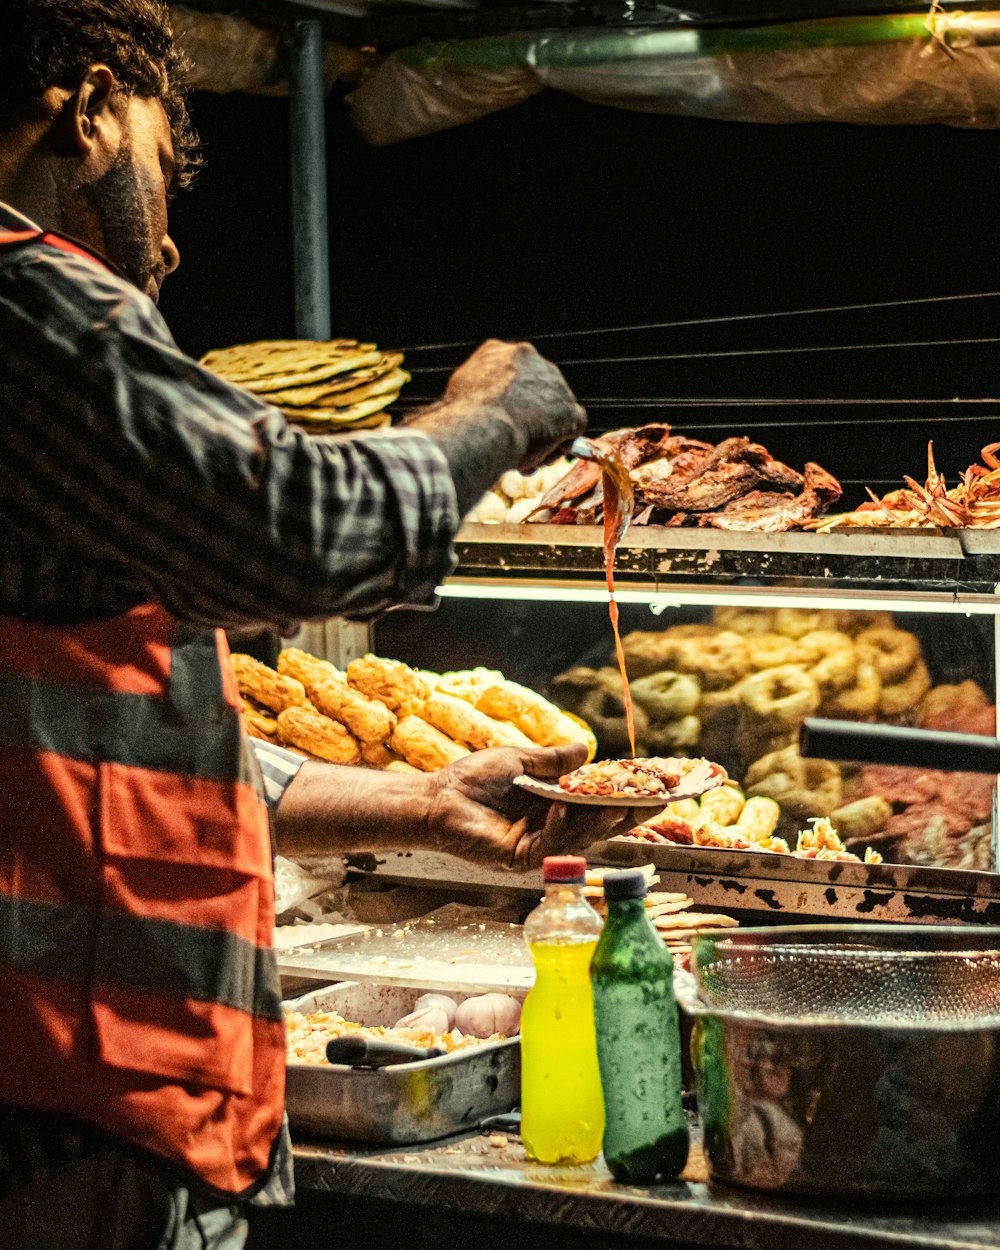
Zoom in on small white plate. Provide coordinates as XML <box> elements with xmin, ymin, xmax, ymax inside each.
<box><xmin>513</xmin><ymin>762</ymin><xmax>724</xmax><ymax>808</ymax></box>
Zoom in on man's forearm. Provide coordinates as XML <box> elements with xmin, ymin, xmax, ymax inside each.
<box><xmin>407</xmin><ymin>399</ymin><xmax>525</xmax><ymax>516</ymax></box>
<box><xmin>273</xmin><ymin>760</ymin><xmax>435</xmax><ymax>857</ymax></box>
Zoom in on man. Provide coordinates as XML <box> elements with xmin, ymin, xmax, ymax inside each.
<box><xmin>0</xmin><ymin>3</ymin><xmax>634</xmax><ymax>1247</ymax></box>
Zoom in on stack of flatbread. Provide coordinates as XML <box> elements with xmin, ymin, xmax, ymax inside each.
<box><xmin>199</xmin><ymin>338</ymin><xmax>409</xmax><ymax>432</ymax></box>
<box><xmin>585</xmin><ymin>865</ymin><xmax>739</xmax><ymax>965</ymax></box>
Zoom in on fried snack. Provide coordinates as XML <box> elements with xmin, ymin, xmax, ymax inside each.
<box><xmin>231</xmin><ymin>653</ymin><xmax>307</xmax><ymax>713</ymax></box>
<box><xmin>836</xmin><ymin>610</ymin><xmax>895</xmax><ymax>637</ymax></box>
<box><xmin>240</xmin><ymin>695</ymin><xmax>278</xmax><ymax>738</ymax></box>
<box><xmin>855</xmin><ymin>627</ymin><xmax>922</xmax><ymax>684</ymax></box>
<box><xmin>390</xmin><ymin>715</ymin><xmax>470</xmax><ymax>771</ymax></box>
<box><xmin>796</xmin><ymin>630</ymin><xmax>856</xmax><ymax>696</ymax></box>
<box><xmin>831</xmin><ymin>796</ymin><xmax>892</xmax><ymax>841</ymax></box>
<box><xmin>919</xmin><ymin>679</ymin><xmax>990</xmax><ymax>725</ymax></box>
<box><xmin>740</xmin><ymin>664</ymin><xmax>820</xmax><ymax>730</ymax></box>
<box><xmin>821</xmin><ymin>660</ymin><xmax>882</xmax><ymax>720</ymax></box>
<box><xmin>698</xmin><ymin>785</ymin><xmax>745</xmax><ymax>826</ymax></box>
<box><xmin>646</xmin><ymin>714</ymin><xmax>701</xmax><ymax>753</ymax></box>
<box><xmin>277</xmin><ymin>706</ymin><xmax>361</xmax><ymax>765</ymax></box>
<box><xmin>548</xmin><ymin>711</ymin><xmax>599</xmax><ymax>761</ymax></box>
<box><xmin>548</xmin><ymin>665</ymin><xmax>605</xmax><ymax>716</ymax></box>
<box><xmin>745</xmin><ymin>632</ymin><xmax>802</xmax><ymax>671</ymax></box>
<box><xmin>620</xmin><ymin>630</ymin><xmax>681</xmax><ymax>678</ymax></box>
<box><xmin>278</xmin><ymin>647</ymin><xmax>343</xmax><ymax>688</ymax></box>
<box><xmin>436</xmin><ymin>667</ymin><xmax>504</xmax><ymax>703</ymax></box>
<box><xmin>347</xmin><ymin>654</ymin><xmax>430</xmax><ymax>719</ymax></box>
<box><xmin>674</xmin><ymin>631</ymin><xmax>749</xmax><ymax>691</ymax></box>
<box><xmin>745</xmin><ymin>745</ymin><xmax>842</xmax><ymax>818</ymax></box>
<box><xmin>360</xmin><ymin>741</ymin><xmax>398</xmax><ymax>769</ymax></box>
<box><xmin>712</xmin><ymin>606</ymin><xmax>776</xmax><ymax>636</ymax></box>
<box><xmin>578</xmin><ymin>674</ymin><xmax>651</xmax><ymax>756</ymax></box>
<box><xmin>423</xmin><ymin>691</ymin><xmax>534</xmax><ymax>751</ymax></box>
<box><xmin>307</xmin><ymin>675</ymin><xmax>396</xmax><ymax>745</ymax></box>
<box><xmin>878</xmin><ymin>658</ymin><xmax>932</xmax><ymax>718</ymax></box>
<box><xmin>385</xmin><ymin>758</ymin><xmax>423</xmax><ymax>774</ymax></box>
<box><xmin>630</xmin><ymin>670</ymin><xmax>701</xmax><ymax>722</ymax></box>
<box><xmin>559</xmin><ymin>756</ymin><xmax>724</xmax><ymax>799</ymax></box>
<box><xmin>476</xmin><ymin>680</ymin><xmax>566</xmax><ymax>746</ymax></box>
<box><xmin>774</xmin><ymin>608</ymin><xmax>827</xmax><ymax>639</ymax></box>
<box><xmin>732</xmin><ymin>795</ymin><xmax>781</xmax><ymax>841</ymax></box>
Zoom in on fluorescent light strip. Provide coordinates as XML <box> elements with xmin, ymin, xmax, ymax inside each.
<box><xmin>437</xmin><ymin>581</ymin><xmax>1000</xmax><ymax>615</ymax></box>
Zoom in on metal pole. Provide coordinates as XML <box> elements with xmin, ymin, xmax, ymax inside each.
<box><xmin>287</xmin><ymin>20</ymin><xmax>331</xmax><ymax>340</ymax></box>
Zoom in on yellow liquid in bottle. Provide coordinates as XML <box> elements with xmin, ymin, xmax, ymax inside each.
<box><xmin>520</xmin><ymin>939</ymin><xmax>605</xmax><ymax>1165</ymax></box>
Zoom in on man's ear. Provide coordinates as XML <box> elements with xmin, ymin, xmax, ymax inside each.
<box><xmin>54</xmin><ymin>65</ymin><xmax>117</xmax><ymax>156</ymax></box>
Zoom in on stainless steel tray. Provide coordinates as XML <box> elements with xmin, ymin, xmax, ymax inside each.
<box><xmin>285</xmin><ymin>982</ymin><xmax>520</xmax><ymax>1145</ymax></box>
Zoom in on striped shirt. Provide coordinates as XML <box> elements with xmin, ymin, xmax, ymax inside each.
<box><xmin>0</xmin><ymin>202</ymin><xmax>459</xmax><ymax>633</ymax></box>
<box><xmin>252</xmin><ymin>738</ymin><xmax>306</xmax><ymax>811</ymax></box>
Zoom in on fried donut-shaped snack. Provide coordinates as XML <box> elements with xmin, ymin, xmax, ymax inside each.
<box><xmin>277</xmin><ymin>647</ymin><xmax>343</xmax><ymax>689</ymax></box>
<box><xmin>621</xmin><ymin>627</ymin><xmax>710</xmax><ymax>678</ymax></box>
<box><xmin>836</xmin><ymin>610</ymin><xmax>895</xmax><ymax>638</ymax></box>
<box><xmin>475</xmin><ymin>681</ymin><xmax>565</xmax><ymax>746</ymax></box>
<box><xmin>231</xmin><ymin>653</ymin><xmax>306</xmax><ymax>713</ymax></box>
<box><xmin>796</xmin><ymin>629</ymin><xmax>856</xmax><ymax>696</ymax></box>
<box><xmin>674</xmin><ymin>630</ymin><xmax>750</xmax><ymax>691</ymax></box>
<box><xmin>740</xmin><ymin>664</ymin><xmax>820</xmax><ymax>731</ymax></box>
<box><xmin>579</xmin><ymin>672</ymin><xmax>651</xmax><ymax>755</ymax></box>
<box><xmin>630</xmin><ymin>670</ymin><xmax>701</xmax><ymax>722</ymax></box>
<box><xmin>307</xmin><ymin>675</ymin><xmax>396</xmax><ymax>745</ymax></box>
<box><xmin>645</xmin><ymin>714</ymin><xmax>701</xmax><ymax>752</ymax></box>
<box><xmin>424</xmin><ymin>691</ymin><xmax>534</xmax><ymax>751</ymax></box>
<box><xmin>745</xmin><ymin>745</ymin><xmax>842</xmax><ymax>818</ymax></box>
<box><xmin>878</xmin><ymin>658</ymin><xmax>931</xmax><ymax>718</ymax></box>
<box><xmin>820</xmin><ymin>659</ymin><xmax>881</xmax><ymax>720</ymax></box>
<box><xmin>390</xmin><ymin>715</ymin><xmax>470</xmax><ymax>771</ymax></box>
<box><xmin>745</xmin><ymin>632</ymin><xmax>803</xmax><ymax>672</ymax></box>
<box><xmin>831</xmin><ymin>796</ymin><xmax>892</xmax><ymax>841</ymax></box>
<box><xmin>774</xmin><ymin>608</ymin><xmax>827</xmax><ymax>639</ymax></box>
<box><xmin>347</xmin><ymin>654</ymin><xmax>431</xmax><ymax>719</ymax></box>
<box><xmin>712</xmin><ymin>606</ymin><xmax>776</xmax><ymax>636</ymax></box>
<box><xmin>277</xmin><ymin>705</ymin><xmax>361</xmax><ymax>765</ymax></box>
<box><xmin>548</xmin><ymin>666</ymin><xmax>604</xmax><ymax>717</ymax></box>
<box><xmin>854</xmin><ymin>627</ymin><xmax>921</xmax><ymax>684</ymax></box>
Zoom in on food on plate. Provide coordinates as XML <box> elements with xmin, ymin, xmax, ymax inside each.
<box><xmin>395</xmin><ymin>993</ymin><xmax>459</xmax><ymax>1033</ymax></box>
<box><xmin>200</xmin><ymin>338</ymin><xmax>408</xmax><ymax>433</ymax></box>
<box><xmin>231</xmin><ymin>653</ymin><xmax>306</xmax><ymax>713</ymax></box>
<box><xmin>423</xmin><ymin>691</ymin><xmax>534</xmax><ymax>751</ymax></box>
<box><xmin>390</xmin><ymin>715</ymin><xmax>470</xmax><ymax>771</ymax></box>
<box><xmin>307</xmin><ymin>675</ymin><xmax>397</xmax><ymax>745</ymax></box>
<box><xmin>347</xmin><ymin>654</ymin><xmax>431</xmax><ymax>719</ymax></box>
<box><xmin>453</xmin><ymin>994</ymin><xmax>523</xmax><ymax>1039</ymax></box>
<box><xmin>559</xmin><ymin>756</ymin><xmax>725</xmax><ymax>799</ymax></box>
<box><xmin>276</xmin><ymin>705</ymin><xmax>361</xmax><ymax>765</ymax></box>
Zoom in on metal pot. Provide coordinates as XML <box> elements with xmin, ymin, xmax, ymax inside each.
<box><xmin>685</xmin><ymin>924</ymin><xmax>1000</xmax><ymax>1200</ymax></box>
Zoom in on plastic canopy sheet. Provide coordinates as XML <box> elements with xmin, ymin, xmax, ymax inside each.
<box><xmin>348</xmin><ymin>12</ymin><xmax>1000</xmax><ymax>145</ymax></box>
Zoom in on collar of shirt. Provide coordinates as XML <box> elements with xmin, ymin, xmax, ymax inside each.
<box><xmin>0</xmin><ymin>201</ymin><xmax>43</xmax><ymax>232</ymax></box>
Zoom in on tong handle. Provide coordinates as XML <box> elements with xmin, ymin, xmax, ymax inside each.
<box><xmin>800</xmin><ymin>717</ymin><xmax>1000</xmax><ymax>775</ymax></box>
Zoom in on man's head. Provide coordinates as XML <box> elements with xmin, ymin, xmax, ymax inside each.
<box><xmin>0</xmin><ymin>0</ymin><xmax>197</xmax><ymax>300</ymax></box>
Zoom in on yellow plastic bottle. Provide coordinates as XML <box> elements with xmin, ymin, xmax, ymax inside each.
<box><xmin>520</xmin><ymin>856</ymin><xmax>605</xmax><ymax>1165</ymax></box>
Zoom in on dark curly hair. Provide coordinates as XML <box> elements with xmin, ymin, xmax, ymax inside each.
<box><xmin>0</xmin><ymin>0</ymin><xmax>199</xmax><ymax>192</ymax></box>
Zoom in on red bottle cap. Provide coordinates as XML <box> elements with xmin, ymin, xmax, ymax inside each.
<box><xmin>542</xmin><ymin>855</ymin><xmax>587</xmax><ymax>883</ymax></box>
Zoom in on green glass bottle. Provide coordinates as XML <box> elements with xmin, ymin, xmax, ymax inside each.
<box><xmin>590</xmin><ymin>869</ymin><xmax>689</xmax><ymax>1184</ymax></box>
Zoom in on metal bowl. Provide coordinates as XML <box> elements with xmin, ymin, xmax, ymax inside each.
<box><xmin>685</xmin><ymin>925</ymin><xmax>1000</xmax><ymax>1200</ymax></box>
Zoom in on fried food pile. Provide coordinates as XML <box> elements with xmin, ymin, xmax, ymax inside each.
<box><xmin>232</xmin><ymin>650</ymin><xmax>596</xmax><ymax>772</ymax></box>
<box><xmin>200</xmin><ymin>338</ymin><xmax>408</xmax><ymax>433</ymax></box>
<box><xmin>622</xmin><ymin>784</ymin><xmax>883</xmax><ymax>864</ymax></box>
<box><xmin>808</xmin><ymin>441</ymin><xmax>1000</xmax><ymax>531</ymax></box>
<box><xmin>468</xmin><ymin>424</ymin><xmax>842</xmax><ymax>532</ymax></box>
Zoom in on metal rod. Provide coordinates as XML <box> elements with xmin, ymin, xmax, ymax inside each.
<box><xmin>800</xmin><ymin>717</ymin><xmax>1000</xmax><ymax>775</ymax></box>
<box><xmin>287</xmin><ymin>20</ymin><xmax>331</xmax><ymax>341</ymax></box>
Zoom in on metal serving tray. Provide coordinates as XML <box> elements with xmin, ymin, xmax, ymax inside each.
<box><xmin>284</xmin><ymin>981</ymin><xmax>521</xmax><ymax>1145</ymax></box>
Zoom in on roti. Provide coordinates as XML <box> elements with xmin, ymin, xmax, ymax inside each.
<box><xmin>281</xmin><ymin>393</ymin><xmax>399</xmax><ymax>424</ymax></box>
<box><xmin>243</xmin><ymin>350</ymin><xmax>385</xmax><ymax>393</ymax></box>
<box><xmin>200</xmin><ymin>339</ymin><xmax>374</xmax><ymax>380</ymax></box>
<box><xmin>260</xmin><ymin>357</ymin><xmax>404</xmax><ymax>406</ymax></box>
<box><xmin>652</xmin><ymin>912</ymin><xmax>739</xmax><ymax>931</ymax></box>
<box><xmin>271</xmin><ymin>365</ymin><xmax>408</xmax><ymax>410</ymax></box>
<box><xmin>292</xmin><ymin>413</ymin><xmax>393</xmax><ymax>435</ymax></box>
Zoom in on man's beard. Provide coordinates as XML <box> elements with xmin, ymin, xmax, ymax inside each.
<box><xmin>82</xmin><ymin>142</ymin><xmax>160</xmax><ymax>295</ymax></box>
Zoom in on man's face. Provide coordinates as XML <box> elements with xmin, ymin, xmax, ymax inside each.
<box><xmin>78</xmin><ymin>94</ymin><xmax>180</xmax><ymax>302</ymax></box>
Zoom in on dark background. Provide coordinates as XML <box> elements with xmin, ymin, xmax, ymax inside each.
<box><xmin>159</xmin><ymin>85</ymin><xmax>1000</xmax><ymax>501</ymax></box>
